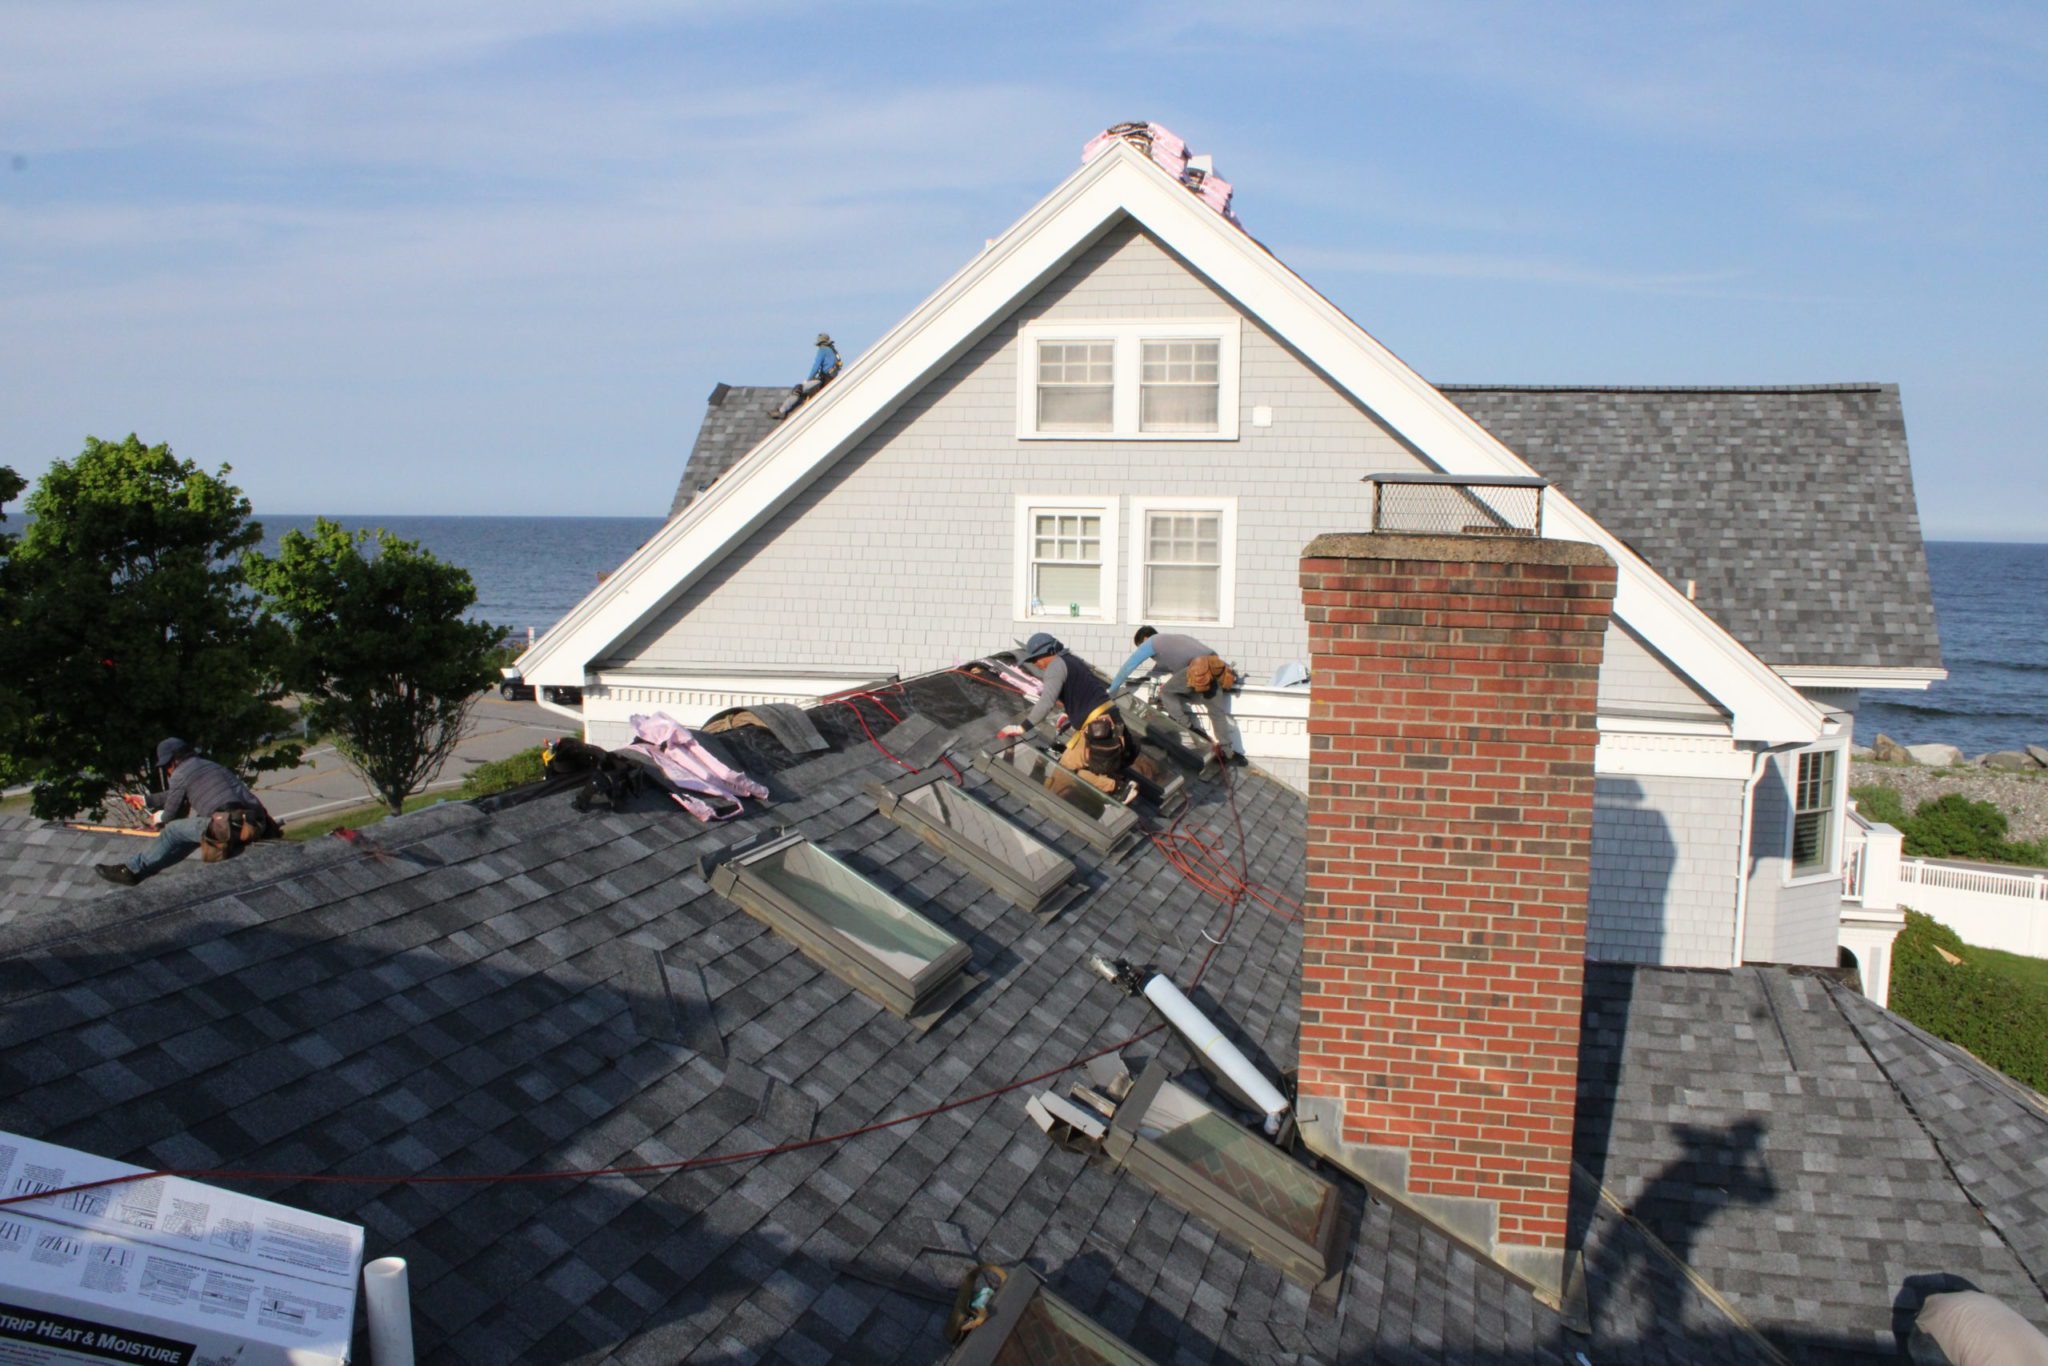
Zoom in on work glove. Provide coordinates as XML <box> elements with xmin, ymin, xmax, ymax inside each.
<box><xmin>997</xmin><ymin>725</ymin><xmax>1025</xmax><ymax>740</ymax></box>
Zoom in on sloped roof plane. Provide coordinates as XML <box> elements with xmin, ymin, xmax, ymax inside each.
<box><xmin>0</xmin><ymin>673</ymin><xmax>2041</xmax><ymax>1360</ymax></box>
<box><xmin>516</xmin><ymin>140</ymin><xmax>1823</xmax><ymax>744</ymax></box>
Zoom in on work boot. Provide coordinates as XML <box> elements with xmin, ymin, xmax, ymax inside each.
<box><xmin>1229</xmin><ymin>752</ymin><xmax>1249</xmax><ymax>766</ymax></box>
<box><xmin>94</xmin><ymin>864</ymin><xmax>140</xmax><ymax>887</ymax></box>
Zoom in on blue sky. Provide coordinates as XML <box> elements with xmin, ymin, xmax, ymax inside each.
<box><xmin>2</xmin><ymin>2</ymin><xmax>2043</xmax><ymax>538</ymax></box>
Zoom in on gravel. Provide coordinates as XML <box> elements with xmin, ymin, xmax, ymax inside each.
<box><xmin>1851</xmin><ymin>761</ymin><xmax>2048</xmax><ymax>845</ymax></box>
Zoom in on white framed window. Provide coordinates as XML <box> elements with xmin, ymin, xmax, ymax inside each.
<box><xmin>1787</xmin><ymin>746</ymin><xmax>1842</xmax><ymax>880</ymax></box>
<box><xmin>1013</xmin><ymin>496</ymin><xmax>1118</xmax><ymax>622</ymax></box>
<box><xmin>1016</xmin><ymin>320</ymin><xmax>1240</xmax><ymax>440</ymax></box>
<box><xmin>1127</xmin><ymin>497</ymin><xmax>1236</xmax><ymax>628</ymax></box>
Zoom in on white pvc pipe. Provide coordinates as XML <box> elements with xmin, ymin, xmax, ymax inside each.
<box><xmin>1142</xmin><ymin>975</ymin><xmax>1288</xmax><ymax>1134</ymax></box>
<box><xmin>363</xmin><ymin>1256</ymin><xmax>416</xmax><ymax>1366</ymax></box>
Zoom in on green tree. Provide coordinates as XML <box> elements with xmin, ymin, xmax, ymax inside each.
<box><xmin>247</xmin><ymin>518</ymin><xmax>501</xmax><ymax>816</ymax></box>
<box><xmin>3</xmin><ymin>437</ymin><xmax>294</xmax><ymax>818</ymax></box>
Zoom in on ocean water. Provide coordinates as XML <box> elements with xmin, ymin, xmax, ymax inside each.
<box><xmin>251</xmin><ymin>515</ymin><xmax>665</xmax><ymax>641</ymax></box>
<box><xmin>251</xmin><ymin>518</ymin><xmax>2044</xmax><ymax>753</ymax></box>
<box><xmin>1857</xmin><ymin>541</ymin><xmax>2048</xmax><ymax>755</ymax></box>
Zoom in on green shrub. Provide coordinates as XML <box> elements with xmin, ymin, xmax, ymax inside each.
<box><xmin>1889</xmin><ymin>910</ymin><xmax>2048</xmax><ymax>1093</ymax></box>
<box><xmin>1849</xmin><ymin>786</ymin><xmax>2047</xmax><ymax>867</ymax></box>
<box><xmin>461</xmin><ymin>745</ymin><xmax>547</xmax><ymax>799</ymax></box>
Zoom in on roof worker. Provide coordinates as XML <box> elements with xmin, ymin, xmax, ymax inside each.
<box><xmin>1108</xmin><ymin>626</ymin><xmax>1247</xmax><ymax>765</ymax></box>
<box><xmin>773</xmin><ymin>332</ymin><xmax>843</xmax><ymax>420</ymax></box>
<box><xmin>998</xmin><ymin>633</ymin><xmax>1140</xmax><ymax>806</ymax></box>
<box><xmin>95</xmin><ymin>738</ymin><xmax>279</xmax><ymax>886</ymax></box>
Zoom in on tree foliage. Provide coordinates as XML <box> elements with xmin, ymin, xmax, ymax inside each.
<box><xmin>247</xmin><ymin>519</ymin><xmax>501</xmax><ymax>816</ymax></box>
<box><xmin>2</xmin><ymin>437</ymin><xmax>294</xmax><ymax>817</ymax></box>
<box><xmin>1889</xmin><ymin>910</ymin><xmax>2048</xmax><ymax>1093</ymax></box>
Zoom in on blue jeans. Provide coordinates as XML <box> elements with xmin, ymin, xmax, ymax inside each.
<box><xmin>126</xmin><ymin>815</ymin><xmax>210</xmax><ymax>879</ymax></box>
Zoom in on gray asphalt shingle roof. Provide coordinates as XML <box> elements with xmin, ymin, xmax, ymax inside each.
<box><xmin>1441</xmin><ymin>383</ymin><xmax>1942</xmax><ymax>671</ymax></box>
<box><xmin>667</xmin><ymin>384</ymin><xmax>787</xmax><ymax>516</ymax></box>
<box><xmin>0</xmin><ymin>810</ymin><xmax>216</xmax><ymax>936</ymax></box>
<box><xmin>0</xmin><ymin>673</ymin><xmax>2037</xmax><ymax>1362</ymax></box>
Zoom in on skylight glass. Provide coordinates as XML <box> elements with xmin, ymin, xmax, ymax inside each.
<box><xmin>874</xmin><ymin>773</ymin><xmax>1076</xmax><ymax>916</ymax></box>
<box><xmin>946</xmin><ymin>1267</ymin><xmax>1158</xmax><ymax>1366</ymax></box>
<box><xmin>710</xmin><ymin>835</ymin><xmax>973</xmax><ymax>1025</ymax></box>
<box><xmin>972</xmin><ymin>748</ymin><xmax>1140</xmax><ymax>855</ymax></box>
<box><xmin>1137</xmin><ymin>1081</ymin><xmax>1331</xmax><ymax>1244</ymax></box>
<box><xmin>1106</xmin><ymin>1059</ymin><xmax>1343</xmax><ymax>1285</ymax></box>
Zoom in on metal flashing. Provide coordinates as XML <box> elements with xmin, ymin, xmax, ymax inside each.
<box><xmin>1104</xmin><ymin>1057</ymin><xmax>1343</xmax><ymax>1287</ymax></box>
<box><xmin>970</xmin><ymin>746</ymin><xmax>1142</xmax><ymax>857</ymax></box>
<box><xmin>868</xmin><ymin>772</ymin><xmax>1079</xmax><ymax>920</ymax></box>
<box><xmin>708</xmin><ymin>835</ymin><xmax>975</xmax><ymax>1028</ymax></box>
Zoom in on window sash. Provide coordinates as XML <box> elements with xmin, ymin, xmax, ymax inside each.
<box><xmin>1035</xmin><ymin>341</ymin><xmax>1114</xmax><ymax>433</ymax></box>
<box><xmin>1139</xmin><ymin>339</ymin><xmax>1222</xmax><ymax>433</ymax></box>
<box><xmin>1790</xmin><ymin>750</ymin><xmax>1837</xmax><ymax>874</ymax></box>
<box><xmin>1029</xmin><ymin>510</ymin><xmax>1103</xmax><ymax>614</ymax></box>
<box><xmin>1141</xmin><ymin>510</ymin><xmax>1222</xmax><ymax>620</ymax></box>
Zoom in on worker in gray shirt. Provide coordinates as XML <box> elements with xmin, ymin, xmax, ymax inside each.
<box><xmin>96</xmin><ymin>737</ymin><xmax>276</xmax><ymax>886</ymax></box>
<box><xmin>1107</xmin><ymin>626</ymin><xmax>1246</xmax><ymax>764</ymax></box>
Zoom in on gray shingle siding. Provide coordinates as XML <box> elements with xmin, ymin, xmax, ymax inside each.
<box><xmin>610</xmin><ymin>218</ymin><xmax>1428</xmax><ymax>680</ymax></box>
<box><xmin>1744</xmin><ymin>750</ymin><xmax>1847</xmax><ymax>966</ymax></box>
<box><xmin>1590</xmin><ymin>775</ymin><xmax>1744</xmax><ymax>966</ymax></box>
<box><xmin>1599</xmin><ymin>621</ymin><xmax>1727</xmax><ymax>720</ymax></box>
<box><xmin>1441</xmin><ymin>384</ymin><xmax>1942</xmax><ymax>671</ymax></box>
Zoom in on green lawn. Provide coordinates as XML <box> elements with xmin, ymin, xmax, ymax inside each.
<box><xmin>282</xmin><ymin>791</ymin><xmax>461</xmax><ymax>842</ymax></box>
<box><xmin>1971</xmin><ymin>942</ymin><xmax>2048</xmax><ymax>994</ymax></box>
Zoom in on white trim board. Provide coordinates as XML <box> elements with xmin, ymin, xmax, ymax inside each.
<box><xmin>517</xmin><ymin>140</ymin><xmax>1823</xmax><ymax>746</ymax></box>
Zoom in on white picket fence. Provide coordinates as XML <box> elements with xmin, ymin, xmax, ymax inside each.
<box><xmin>1896</xmin><ymin>857</ymin><xmax>2048</xmax><ymax>958</ymax></box>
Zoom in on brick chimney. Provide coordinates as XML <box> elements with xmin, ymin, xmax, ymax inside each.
<box><xmin>1292</xmin><ymin>533</ymin><xmax>1616</xmax><ymax>1301</ymax></box>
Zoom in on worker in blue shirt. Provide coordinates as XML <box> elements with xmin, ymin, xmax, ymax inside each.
<box><xmin>775</xmin><ymin>333</ymin><xmax>842</xmax><ymax>419</ymax></box>
<box><xmin>1108</xmin><ymin>626</ymin><xmax>1246</xmax><ymax>764</ymax></box>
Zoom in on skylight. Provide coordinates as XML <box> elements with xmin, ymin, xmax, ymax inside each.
<box><xmin>1105</xmin><ymin>1058</ymin><xmax>1343</xmax><ymax>1286</ymax></box>
<box><xmin>870</xmin><ymin>772</ymin><xmax>1078</xmax><ymax>918</ymax></box>
<box><xmin>971</xmin><ymin>747</ymin><xmax>1141</xmax><ymax>856</ymax></box>
<box><xmin>709</xmin><ymin>833</ymin><xmax>974</xmax><ymax>1027</ymax></box>
<box><xmin>944</xmin><ymin>1266</ymin><xmax>1159</xmax><ymax>1366</ymax></box>
<box><xmin>1116</xmin><ymin>696</ymin><xmax>1218</xmax><ymax>778</ymax></box>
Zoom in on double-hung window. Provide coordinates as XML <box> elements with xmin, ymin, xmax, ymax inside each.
<box><xmin>1128</xmin><ymin>497</ymin><xmax>1236</xmax><ymax>627</ymax></box>
<box><xmin>1017</xmin><ymin>321</ymin><xmax>1240</xmax><ymax>439</ymax></box>
<box><xmin>1789</xmin><ymin>748</ymin><xmax>1839</xmax><ymax>877</ymax></box>
<box><xmin>1014</xmin><ymin>497</ymin><xmax>1117</xmax><ymax>621</ymax></box>
<box><xmin>1034</xmin><ymin>341</ymin><xmax>1114</xmax><ymax>433</ymax></box>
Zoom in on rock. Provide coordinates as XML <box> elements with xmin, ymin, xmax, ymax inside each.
<box><xmin>2029</xmin><ymin>744</ymin><xmax>2048</xmax><ymax>768</ymax></box>
<box><xmin>1905</xmin><ymin>742</ymin><xmax>1965</xmax><ymax>767</ymax></box>
<box><xmin>1850</xmin><ymin>744</ymin><xmax>1874</xmax><ymax>760</ymax></box>
<box><xmin>1873</xmin><ymin>733</ymin><xmax>1913</xmax><ymax>764</ymax></box>
<box><xmin>1982</xmin><ymin>751</ymin><xmax>2036</xmax><ymax>771</ymax></box>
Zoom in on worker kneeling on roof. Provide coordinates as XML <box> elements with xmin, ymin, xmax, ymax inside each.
<box><xmin>96</xmin><ymin>737</ymin><xmax>280</xmax><ymax>887</ymax></box>
<box><xmin>1109</xmin><ymin>626</ymin><xmax>1246</xmax><ymax>766</ymax></box>
<box><xmin>999</xmin><ymin>633</ymin><xmax>1140</xmax><ymax>806</ymax></box>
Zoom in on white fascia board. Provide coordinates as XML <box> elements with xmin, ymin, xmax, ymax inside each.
<box><xmin>1778</xmin><ymin>666</ymin><xmax>1947</xmax><ymax>691</ymax></box>
<box><xmin>1595</xmin><ymin>731</ymin><xmax>1752</xmax><ymax>782</ymax></box>
<box><xmin>522</xmin><ymin>139</ymin><xmax>1823</xmax><ymax>747</ymax></box>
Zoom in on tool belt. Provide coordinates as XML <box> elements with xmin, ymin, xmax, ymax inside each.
<box><xmin>200</xmin><ymin>806</ymin><xmax>277</xmax><ymax>863</ymax></box>
<box><xmin>1080</xmin><ymin>703</ymin><xmax>1134</xmax><ymax>774</ymax></box>
<box><xmin>1185</xmin><ymin>653</ymin><xmax>1237</xmax><ymax>697</ymax></box>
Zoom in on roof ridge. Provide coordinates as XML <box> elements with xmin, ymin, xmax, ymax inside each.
<box><xmin>1435</xmin><ymin>382</ymin><xmax>1894</xmax><ymax>394</ymax></box>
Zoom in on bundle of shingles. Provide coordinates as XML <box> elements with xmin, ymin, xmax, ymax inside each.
<box><xmin>1082</xmin><ymin>120</ymin><xmax>1238</xmax><ymax>223</ymax></box>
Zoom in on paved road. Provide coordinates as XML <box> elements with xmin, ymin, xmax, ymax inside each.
<box><xmin>254</xmin><ymin>698</ymin><xmax>581</xmax><ymax>822</ymax></box>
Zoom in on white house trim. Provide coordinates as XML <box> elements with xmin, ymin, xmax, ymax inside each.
<box><xmin>516</xmin><ymin>139</ymin><xmax>1822</xmax><ymax>748</ymax></box>
<box><xmin>1014</xmin><ymin>318</ymin><xmax>1243</xmax><ymax>441</ymax></box>
<box><xmin>1778</xmin><ymin>665</ymin><xmax>1947</xmax><ymax>690</ymax></box>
